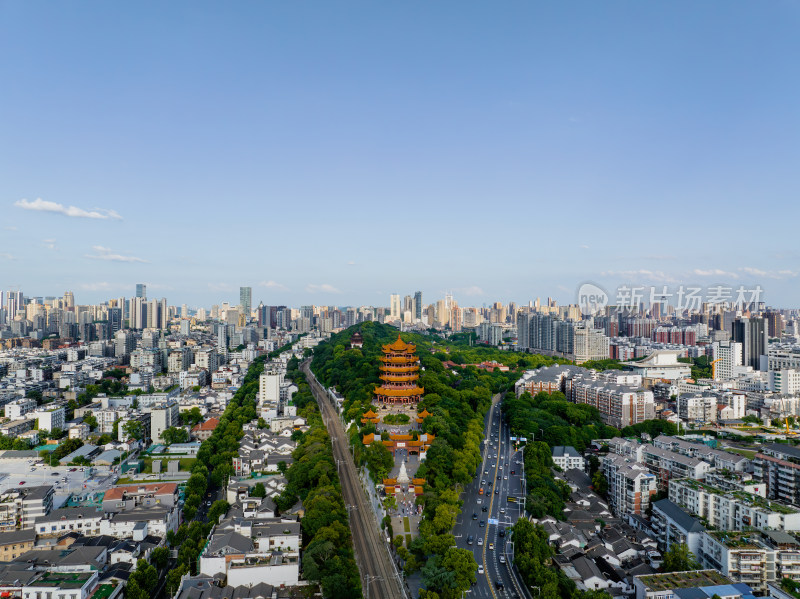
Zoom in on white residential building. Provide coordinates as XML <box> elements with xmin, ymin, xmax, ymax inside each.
<box><xmin>32</xmin><ymin>406</ymin><xmax>65</xmax><ymax>432</ymax></box>
<box><xmin>602</xmin><ymin>454</ymin><xmax>658</xmax><ymax>517</ymax></box>
<box><xmin>552</xmin><ymin>446</ymin><xmax>585</xmax><ymax>471</ymax></box>
<box><xmin>4</xmin><ymin>398</ymin><xmax>36</xmax><ymax>420</ymax></box>
<box><xmin>670</xmin><ymin>478</ymin><xmax>800</xmax><ymax>531</ymax></box>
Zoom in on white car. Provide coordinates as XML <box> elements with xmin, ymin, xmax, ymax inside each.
<box><xmin>478</xmin><ymin>537</ymin><xmax>483</xmax><ymax>546</ymax></box>
<box><xmin>499</xmin><ymin>555</ymin><xmax>506</xmax><ymax>564</ymax></box>
<box><xmin>478</xmin><ymin>565</ymin><xmax>484</xmax><ymax>575</ymax></box>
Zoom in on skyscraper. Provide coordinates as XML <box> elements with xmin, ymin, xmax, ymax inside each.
<box><xmin>414</xmin><ymin>291</ymin><xmax>422</xmax><ymax>321</ymax></box>
<box><xmin>135</xmin><ymin>284</ymin><xmax>146</xmax><ymax>299</ymax></box>
<box><xmin>239</xmin><ymin>286</ymin><xmax>252</xmax><ymax>318</ymax></box>
<box><xmin>390</xmin><ymin>294</ymin><xmax>401</xmax><ymax>320</ymax></box>
<box><xmin>732</xmin><ymin>317</ymin><xmax>768</xmax><ymax>371</ymax></box>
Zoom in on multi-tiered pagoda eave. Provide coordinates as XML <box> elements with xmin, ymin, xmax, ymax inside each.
<box><xmin>375</xmin><ymin>334</ymin><xmax>424</xmax><ymax>404</ymax></box>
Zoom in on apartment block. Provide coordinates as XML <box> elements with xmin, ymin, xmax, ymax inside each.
<box><xmin>566</xmin><ymin>371</ymin><xmax>655</xmax><ymax>429</ymax></box>
<box><xmin>670</xmin><ymin>478</ymin><xmax>800</xmax><ymax>531</ymax></box>
<box><xmin>641</xmin><ymin>445</ymin><xmax>711</xmax><ymax>489</ymax></box>
<box><xmin>4</xmin><ymin>398</ymin><xmax>36</xmax><ymax>420</ymax></box>
<box><xmin>651</xmin><ymin>498</ymin><xmax>706</xmax><ymax>557</ymax></box>
<box><xmin>0</xmin><ymin>485</ymin><xmax>54</xmax><ymax>531</ymax></box>
<box><xmin>601</xmin><ymin>454</ymin><xmax>658</xmax><ymax>516</ymax></box>
<box><xmin>754</xmin><ymin>444</ymin><xmax>800</xmax><ymax>506</ymax></box>
<box><xmin>700</xmin><ymin>530</ymin><xmax>800</xmax><ymax>594</ymax></box>
<box><xmin>652</xmin><ymin>435</ymin><xmax>751</xmax><ymax>471</ymax></box>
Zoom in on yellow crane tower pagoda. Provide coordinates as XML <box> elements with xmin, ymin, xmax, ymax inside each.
<box><xmin>375</xmin><ymin>334</ymin><xmax>424</xmax><ymax>404</ymax></box>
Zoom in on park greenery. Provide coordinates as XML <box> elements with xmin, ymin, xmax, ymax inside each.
<box><xmin>310</xmin><ymin>322</ymin><xmax>563</xmax><ymax>598</ymax></box>
<box><xmin>311</xmin><ymin>322</ymin><xmax>682</xmax><ymax>598</ymax></box>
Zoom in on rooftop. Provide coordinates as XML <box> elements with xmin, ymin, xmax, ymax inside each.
<box><xmin>637</xmin><ymin>570</ymin><xmax>732</xmax><ymax>591</ymax></box>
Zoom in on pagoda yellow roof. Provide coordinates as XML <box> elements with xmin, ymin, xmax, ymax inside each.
<box><xmin>375</xmin><ymin>386</ymin><xmax>425</xmax><ymax>396</ymax></box>
<box><xmin>362</xmin><ymin>409</ymin><xmax>378</xmax><ymax>418</ymax></box>
<box><xmin>412</xmin><ymin>478</ymin><xmax>426</xmax><ymax>485</ymax></box>
<box><xmin>362</xmin><ymin>433</ymin><xmax>375</xmax><ymax>444</ymax></box>
<box><xmin>417</xmin><ymin>409</ymin><xmax>431</xmax><ymax>418</ymax></box>
<box><xmin>382</xmin><ymin>335</ymin><xmax>416</xmax><ymax>353</ymax></box>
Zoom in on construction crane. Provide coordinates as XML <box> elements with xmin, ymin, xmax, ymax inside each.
<box><xmin>710</xmin><ymin>358</ymin><xmax>722</xmax><ymax>381</ymax></box>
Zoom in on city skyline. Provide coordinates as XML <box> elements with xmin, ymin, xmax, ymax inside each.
<box><xmin>3</xmin><ymin>3</ymin><xmax>800</xmax><ymax>306</ymax></box>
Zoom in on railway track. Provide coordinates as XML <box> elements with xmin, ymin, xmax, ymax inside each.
<box><xmin>302</xmin><ymin>361</ymin><xmax>404</xmax><ymax>599</ymax></box>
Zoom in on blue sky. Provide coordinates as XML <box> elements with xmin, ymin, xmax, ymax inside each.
<box><xmin>2</xmin><ymin>2</ymin><xmax>800</xmax><ymax>308</ymax></box>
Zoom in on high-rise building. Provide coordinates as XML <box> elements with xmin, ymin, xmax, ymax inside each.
<box><xmin>135</xmin><ymin>284</ymin><xmax>146</xmax><ymax>299</ymax></box>
<box><xmin>765</xmin><ymin>311</ymin><xmax>784</xmax><ymax>338</ymax></box>
<box><xmin>389</xmin><ymin>294</ymin><xmax>401</xmax><ymax>320</ymax></box>
<box><xmin>732</xmin><ymin>317</ymin><xmax>768</xmax><ymax>371</ymax></box>
<box><xmin>414</xmin><ymin>291</ymin><xmax>422</xmax><ymax>321</ymax></box>
<box><xmin>239</xmin><ymin>287</ymin><xmax>252</xmax><ymax>318</ymax></box>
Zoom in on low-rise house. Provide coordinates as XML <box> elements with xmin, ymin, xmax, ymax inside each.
<box><xmin>21</xmin><ymin>571</ymin><xmax>100</xmax><ymax>599</ymax></box>
<box><xmin>101</xmin><ymin>483</ymin><xmax>179</xmax><ymax>512</ymax></box>
<box><xmin>0</xmin><ymin>529</ymin><xmax>36</xmax><ymax>560</ymax></box>
<box><xmin>552</xmin><ymin>446</ymin><xmax>585</xmax><ymax>471</ymax></box>
<box><xmin>35</xmin><ymin>507</ymin><xmax>103</xmax><ymax>538</ymax></box>
<box><xmin>99</xmin><ymin>506</ymin><xmax>179</xmax><ymax>539</ymax></box>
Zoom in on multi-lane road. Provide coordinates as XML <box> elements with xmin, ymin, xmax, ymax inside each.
<box><xmin>453</xmin><ymin>395</ymin><xmax>528</xmax><ymax>599</ymax></box>
<box><xmin>302</xmin><ymin>361</ymin><xmax>405</xmax><ymax>599</ymax></box>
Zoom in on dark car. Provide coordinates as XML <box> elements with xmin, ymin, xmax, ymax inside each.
<box><xmin>495</xmin><ymin>581</ymin><xmax>505</xmax><ymax>590</ymax></box>
<box><xmin>495</xmin><ymin>489</ymin><xmax>499</xmax><ymax>494</ymax></box>
<box><xmin>499</xmin><ymin>528</ymin><xmax>505</xmax><ymax>537</ymax></box>
<box><xmin>467</xmin><ymin>535</ymin><xmax>474</xmax><ymax>545</ymax></box>
<box><xmin>482</xmin><ymin>505</ymin><xmax>488</xmax><ymax>512</ymax></box>
<box><xmin>479</xmin><ymin>520</ymin><xmax>485</xmax><ymax>527</ymax></box>
<box><xmin>472</xmin><ymin>513</ymin><xmax>478</xmax><ymax>520</ymax></box>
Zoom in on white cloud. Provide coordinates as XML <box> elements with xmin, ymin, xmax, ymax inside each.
<box><xmin>347</xmin><ymin>260</ymin><xmax>356</xmax><ymax>265</ymax></box>
<box><xmin>85</xmin><ymin>246</ymin><xmax>148</xmax><ymax>263</ymax></box>
<box><xmin>579</xmin><ymin>244</ymin><xmax>590</xmax><ymax>250</ymax></box>
<box><xmin>459</xmin><ymin>285</ymin><xmax>485</xmax><ymax>296</ymax></box>
<box><xmin>258</xmin><ymin>280</ymin><xmax>288</xmax><ymax>291</ymax></box>
<box><xmin>693</xmin><ymin>268</ymin><xmax>739</xmax><ymax>279</ymax></box>
<box><xmin>602</xmin><ymin>269</ymin><xmax>679</xmax><ymax>284</ymax></box>
<box><xmin>643</xmin><ymin>254</ymin><xmax>676</xmax><ymax>261</ymax></box>
<box><xmin>79</xmin><ymin>282</ymin><xmax>115</xmax><ymax>291</ymax></box>
<box><xmin>43</xmin><ymin>239</ymin><xmax>56</xmax><ymax>250</ymax></box>
<box><xmin>15</xmin><ymin>198</ymin><xmax>122</xmax><ymax>220</ymax></box>
<box><xmin>0</xmin><ymin>253</ymin><xmax>15</xmax><ymax>260</ymax></box>
<box><xmin>3</xmin><ymin>226</ymin><xmax>17</xmax><ymax>231</ymax></box>
<box><xmin>306</xmin><ymin>283</ymin><xmax>342</xmax><ymax>294</ymax></box>
<box><xmin>739</xmin><ymin>267</ymin><xmax>798</xmax><ymax>280</ymax></box>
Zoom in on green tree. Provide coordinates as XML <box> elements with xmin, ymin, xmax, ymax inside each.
<box><xmin>181</xmin><ymin>407</ymin><xmax>204</xmax><ymax>427</ymax></box>
<box><xmin>122</xmin><ymin>420</ymin><xmax>143</xmax><ymax>441</ymax></box>
<box><xmin>161</xmin><ymin>426</ymin><xmax>189</xmax><ymax>445</ymax></box>
<box><xmin>251</xmin><ymin>482</ymin><xmax>266</xmax><ymax>498</ymax></box>
<box><xmin>83</xmin><ymin>413</ymin><xmax>98</xmax><ymax>430</ymax></box>
<box><xmin>591</xmin><ymin>471</ymin><xmax>608</xmax><ymax>498</ymax></box>
<box><xmin>663</xmin><ymin>543</ymin><xmax>701</xmax><ymax>572</ymax></box>
<box><xmin>150</xmin><ymin>546</ymin><xmax>169</xmax><ymax>570</ymax></box>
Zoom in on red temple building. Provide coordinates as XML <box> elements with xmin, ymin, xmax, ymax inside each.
<box><xmin>375</xmin><ymin>335</ymin><xmax>424</xmax><ymax>404</ymax></box>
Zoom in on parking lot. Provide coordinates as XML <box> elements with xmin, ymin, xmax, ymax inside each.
<box><xmin>0</xmin><ymin>459</ymin><xmax>119</xmax><ymax>508</ymax></box>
